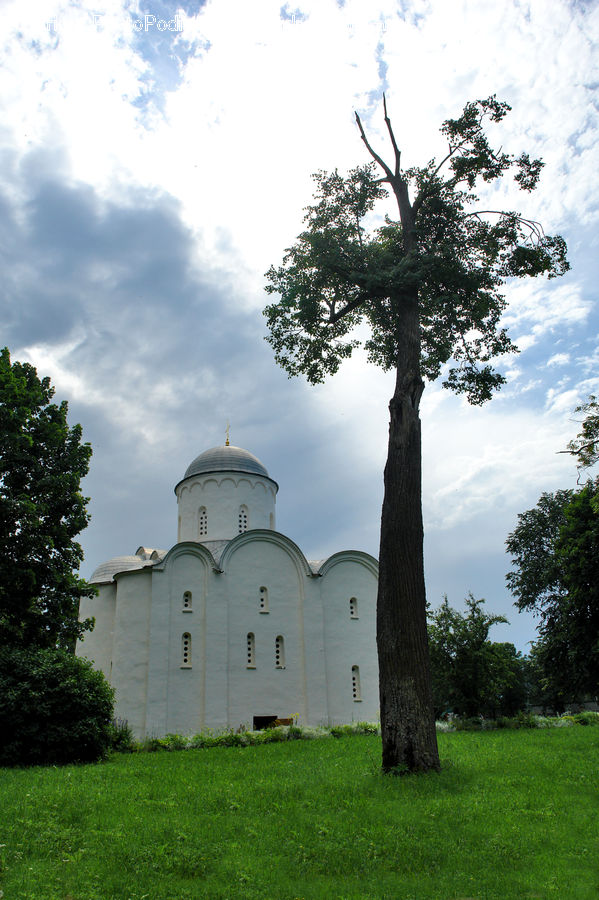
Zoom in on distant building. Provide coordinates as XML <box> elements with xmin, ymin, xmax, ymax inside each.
<box><xmin>77</xmin><ymin>442</ymin><xmax>378</xmax><ymax>737</ymax></box>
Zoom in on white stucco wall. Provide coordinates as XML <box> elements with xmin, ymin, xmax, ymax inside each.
<box><xmin>222</xmin><ymin>532</ymin><xmax>310</xmax><ymax>729</ymax></box>
<box><xmin>320</xmin><ymin>554</ymin><xmax>379</xmax><ymax>724</ymax></box>
<box><xmin>176</xmin><ymin>473</ymin><xmax>276</xmax><ymax>542</ymax></box>
<box><xmin>110</xmin><ymin>569</ymin><xmax>153</xmax><ymax>736</ymax></box>
<box><xmin>76</xmin><ymin>583</ymin><xmax>116</xmax><ymax>680</ymax></box>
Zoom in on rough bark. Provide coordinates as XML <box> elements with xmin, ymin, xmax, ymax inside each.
<box><xmin>377</xmin><ymin>291</ymin><xmax>440</xmax><ymax>773</ymax></box>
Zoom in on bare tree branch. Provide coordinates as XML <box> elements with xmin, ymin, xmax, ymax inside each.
<box><xmin>355</xmin><ymin>111</ymin><xmax>394</xmax><ymax>182</ymax></box>
<box><xmin>383</xmin><ymin>93</ymin><xmax>401</xmax><ymax>178</ymax></box>
<box><xmin>463</xmin><ymin>211</ymin><xmax>545</xmax><ymax>242</ymax></box>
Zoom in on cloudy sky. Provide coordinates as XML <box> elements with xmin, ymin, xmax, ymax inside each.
<box><xmin>1</xmin><ymin>0</ymin><xmax>597</xmax><ymax>650</ymax></box>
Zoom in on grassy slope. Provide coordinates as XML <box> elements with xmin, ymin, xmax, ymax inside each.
<box><xmin>0</xmin><ymin>729</ymin><xmax>598</xmax><ymax>900</ymax></box>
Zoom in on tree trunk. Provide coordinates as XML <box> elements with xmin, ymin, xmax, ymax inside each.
<box><xmin>377</xmin><ymin>291</ymin><xmax>440</xmax><ymax>774</ymax></box>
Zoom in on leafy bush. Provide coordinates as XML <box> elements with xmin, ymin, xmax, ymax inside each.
<box><xmin>514</xmin><ymin>711</ymin><xmax>538</xmax><ymax>728</ymax></box>
<box><xmin>162</xmin><ymin>733</ymin><xmax>189</xmax><ymax>751</ymax></box>
<box><xmin>0</xmin><ymin>646</ymin><xmax>114</xmax><ymax>766</ymax></box>
<box><xmin>139</xmin><ymin>736</ymin><xmax>165</xmax><ymax>752</ymax></box>
<box><xmin>331</xmin><ymin>724</ymin><xmax>354</xmax><ymax>738</ymax></box>
<box><xmin>108</xmin><ymin>718</ymin><xmax>135</xmax><ymax>753</ymax></box>
<box><xmin>353</xmin><ymin>721</ymin><xmax>380</xmax><ymax>735</ymax></box>
<box><xmin>453</xmin><ymin>717</ymin><xmax>490</xmax><ymax>731</ymax></box>
<box><xmin>572</xmin><ymin>711</ymin><xmax>599</xmax><ymax>726</ymax></box>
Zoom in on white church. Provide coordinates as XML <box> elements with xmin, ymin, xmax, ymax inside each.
<box><xmin>76</xmin><ymin>441</ymin><xmax>379</xmax><ymax>738</ymax></box>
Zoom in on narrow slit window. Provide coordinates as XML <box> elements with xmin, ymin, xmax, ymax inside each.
<box><xmin>275</xmin><ymin>635</ymin><xmax>285</xmax><ymax>669</ymax></box>
<box><xmin>247</xmin><ymin>632</ymin><xmax>255</xmax><ymax>668</ymax></box>
<box><xmin>182</xmin><ymin>633</ymin><xmax>192</xmax><ymax>668</ymax></box>
<box><xmin>350</xmin><ymin>597</ymin><xmax>358</xmax><ymax>618</ymax></box>
<box><xmin>183</xmin><ymin>591</ymin><xmax>192</xmax><ymax>611</ymax></box>
<box><xmin>198</xmin><ymin>507</ymin><xmax>208</xmax><ymax>538</ymax></box>
<box><xmin>238</xmin><ymin>505</ymin><xmax>249</xmax><ymax>533</ymax></box>
<box><xmin>259</xmin><ymin>586</ymin><xmax>269</xmax><ymax>613</ymax></box>
<box><xmin>352</xmin><ymin>665</ymin><xmax>361</xmax><ymax>701</ymax></box>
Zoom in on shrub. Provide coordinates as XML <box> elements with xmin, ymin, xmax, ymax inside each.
<box><xmin>139</xmin><ymin>736</ymin><xmax>167</xmax><ymax>752</ymax></box>
<box><xmin>572</xmin><ymin>711</ymin><xmax>599</xmax><ymax>726</ymax></box>
<box><xmin>0</xmin><ymin>646</ymin><xmax>114</xmax><ymax>766</ymax></box>
<box><xmin>353</xmin><ymin>721</ymin><xmax>380</xmax><ymax>735</ymax></box>
<box><xmin>330</xmin><ymin>724</ymin><xmax>354</xmax><ymax>738</ymax></box>
<box><xmin>109</xmin><ymin>718</ymin><xmax>135</xmax><ymax>753</ymax></box>
<box><xmin>514</xmin><ymin>710</ymin><xmax>538</xmax><ymax>728</ymax></box>
<box><xmin>162</xmin><ymin>733</ymin><xmax>189</xmax><ymax>751</ymax></box>
<box><xmin>262</xmin><ymin>726</ymin><xmax>286</xmax><ymax>743</ymax></box>
<box><xmin>453</xmin><ymin>716</ymin><xmax>487</xmax><ymax>731</ymax></box>
<box><xmin>215</xmin><ymin>731</ymin><xmax>246</xmax><ymax>747</ymax></box>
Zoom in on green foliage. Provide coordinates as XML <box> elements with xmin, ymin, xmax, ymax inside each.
<box><xmin>572</xmin><ymin>711</ymin><xmax>599</xmax><ymax>726</ymax></box>
<box><xmin>507</xmin><ymin>478</ymin><xmax>599</xmax><ymax>708</ymax></box>
<box><xmin>115</xmin><ymin>722</ymin><xmax>382</xmax><ymax>755</ymax></box>
<box><xmin>0</xmin><ymin>730</ymin><xmax>597</xmax><ymax>899</ymax></box>
<box><xmin>0</xmin><ymin>645</ymin><xmax>114</xmax><ymax>766</ymax></box>
<box><xmin>566</xmin><ymin>394</ymin><xmax>599</xmax><ymax>471</ymax></box>
<box><xmin>0</xmin><ymin>347</ymin><xmax>95</xmax><ymax>650</ymax></box>
<box><xmin>442</xmin><ymin>711</ymin><xmax>598</xmax><ymax>731</ymax></box>
<box><xmin>506</xmin><ymin>489</ymin><xmax>573</xmax><ymax>611</ymax></box>
<box><xmin>428</xmin><ymin>594</ymin><xmax>527</xmax><ymax>718</ymax></box>
<box><xmin>264</xmin><ymin>96</ymin><xmax>568</xmax><ymax>402</ymax></box>
<box><xmin>108</xmin><ymin>719</ymin><xmax>135</xmax><ymax>753</ymax></box>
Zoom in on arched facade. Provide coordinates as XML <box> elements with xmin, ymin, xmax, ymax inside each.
<box><xmin>77</xmin><ymin>443</ymin><xmax>378</xmax><ymax>738</ymax></box>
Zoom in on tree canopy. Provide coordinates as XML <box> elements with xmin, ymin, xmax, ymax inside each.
<box><xmin>264</xmin><ymin>96</ymin><xmax>569</xmax><ymax>773</ymax></box>
<box><xmin>265</xmin><ymin>96</ymin><xmax>568</xmax><ymax>401</ymax></box>
<box><xmin>428</xmin><ymin>594</ymin><xmax>526</xmax><ymax>719</ymax></box>
<box><xmin>565</xmin><ymin>395</ymin><xmax>599</xmax><ymax>473</ymax></box>
<box><xmin>506</xmin><ymin>479</ymin><xmax>599</xmax><ymax>709</ymax></box>
<box><xmin>0</xmin><ymin>347</ymin><xmax>95</xmax><ymax>650</ymax></box>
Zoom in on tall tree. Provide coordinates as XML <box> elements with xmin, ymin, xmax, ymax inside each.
<box><xmin>0</xmin><ymin>347</ymin><xmax>95</xmax><ymax>650</ymax></box>
<box><xmin>264</xmin><ymin>97</ymin><xmax>569</xmax><ymax>772</ymax></box>
<box><xmin>506</xmin><ymin>480</ymin><xmax>599</xmax><ymax>707</ymax></box>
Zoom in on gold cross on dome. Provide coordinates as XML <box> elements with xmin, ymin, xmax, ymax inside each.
<box><xmin>225</xmin><ymin>421</ymin><xmax>230</xmax><ymax>446</ymax></box>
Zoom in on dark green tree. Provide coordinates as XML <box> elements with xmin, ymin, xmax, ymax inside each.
<box><xmin>488</xmin><ymin>641</ymin><xmax>529</xmax><ymax>718</ymax></box>
<box><xmin>0</xmin><ymin>347</ymin><xmax>95</xmax><ymax>650</ymax></box>
<box><xmin>506</xmin><ymin>479</ymin><xmax>599</xmax><ymax>707</ymax></box>
<box><xmin>427</xmin><ymin>594</ymin><xmax>525</xmax><ymax>718</ymax></box>
<box><xmin>264</xmin><ymin>97</ymin><xmax>569</xmax><ymax>772</ymax></box>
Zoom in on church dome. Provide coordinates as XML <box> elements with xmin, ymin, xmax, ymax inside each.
<box><xmin>176</xmin><ymin>443</ymin><xmax>278</xmax><ymax>542</ymax></box>
<box><xmin>90</xmin><ymin>555</ymin><xmax>154</xmax><ymax>584</ymax></box>
<box><xmin>184</xmin><ymin>445</ymin><xmax>271</xmax><ymax>480</ymax></box>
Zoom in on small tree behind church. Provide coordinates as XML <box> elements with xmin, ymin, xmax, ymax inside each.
<box><xmin>264</xmin><ymin>97</ymin><xmax>568</xmax><ymax>773</ymax></box>
<box><xmin>0</xmin><ymin>347</ymin><xmax>95</xmax><ymax>650</ymax></box>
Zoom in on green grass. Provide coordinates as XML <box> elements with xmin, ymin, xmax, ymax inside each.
<box><xmin>1</xmin><ymin>729</ymin><xmax>598</xmax><ymax>899</ymax></box>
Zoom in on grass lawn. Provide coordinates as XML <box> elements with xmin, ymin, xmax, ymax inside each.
<box><xmin>0</xmin><ymin>727</ymin><xmax>597</xmax><ymax>899</ymax></box>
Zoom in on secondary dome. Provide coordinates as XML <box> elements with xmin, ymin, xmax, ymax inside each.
<box><xmin>184</xmin><ymin>444</ymin><xmax>271</xmax><ymax>480</ymax></box>
<box><xmin>90</xmin><ymin>555</ymin><xmax>154</xmax><ymax>584</ymax></box>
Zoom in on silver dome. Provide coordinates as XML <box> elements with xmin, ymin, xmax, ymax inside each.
<box><xmin>90</xmin><ymin>555</ymin><xmax>155</xmax><ymax>584</ymax></box>
<box><xmin>183</xmin><ymin>445</ymin><xmax>271</xmax><ymax>480</ymax></box>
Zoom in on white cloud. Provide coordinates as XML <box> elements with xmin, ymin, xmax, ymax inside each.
<box><xmin>422</xmin><ymin>396</ymin><xmax>579</xmax><ymax>532</ymax></box>
<box><xmin>1</xmin><ymin>0</ymin><xmax>597</xmax><ymax>651</ymax></box>
<box><xmin>546</xmin><ymin>352</ymin><xmax>570</xmax><ymax>367</ymax></box>
<box><xmin>503</xmin><ymin>280</ymin><xmax>591</xmax><ymax>349</ymax></box>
